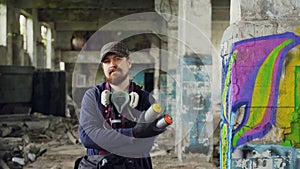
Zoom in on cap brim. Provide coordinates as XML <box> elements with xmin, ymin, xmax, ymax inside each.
<box><xmin>101</xmin><ymin>51</ymin><xmax>128</xmax><ymax>62</ymax></box>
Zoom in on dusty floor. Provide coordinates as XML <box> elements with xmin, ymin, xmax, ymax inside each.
<box><xmin>21</xmin><ymin>131</ymin><xmax>219</xmax><ymax>169</ymax></box>
<box><xmin>23</xmin><ymin>144</ymin><xmax>219</xmax><ymax>169</ymax></box>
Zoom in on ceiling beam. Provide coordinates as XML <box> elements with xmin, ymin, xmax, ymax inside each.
<box><xmin>212</xmin><ymin>7</ymin><xmax>230</xmax><ymax>21</ymax></box>
<box><xmin>38</xmin><ymin>9</ymin><xmax>152</xmax><ymax>22</ymax></box>
<box><xmin>55</xmin><ymin>22</ymin><xmax>99</xmax><ymax>31</ymax></box>
<box><xmin>38</xmin><ymin>9</ymin><xmax>101</xmax><ymax>22</ymax></box>
<box><xmin>61</xmin><ymin>51</ymin><xmax>100</xmax><ymax>63</ymax></box>
<box><xmin>13</xmin><ymin>0</ymin><xmax>154</xmax><ymax>9</ymax></box>
<box><xmin>60</xmin><ymin>51</ymin><xmax>154</xmax><ymax>64</ymax></box>
<box><xmin>55</xmin><ymin>21</ymin><xmax>163</xmax><ymax>32</ymax></box>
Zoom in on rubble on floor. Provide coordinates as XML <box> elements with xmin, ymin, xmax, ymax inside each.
<box><xmin>0</xmin><ymin>112</ymin><xmax>219</xmax><ymax>169</ymax></box>
<box><xmin>0</xmin><ymin>113</ymin><xmax>80</xmax><ymax>169</ymax></box>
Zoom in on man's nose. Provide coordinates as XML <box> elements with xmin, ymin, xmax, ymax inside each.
<box><xmin>109</xmin><ymin>59</ymin><xmax>117</xmax><ymax>67</ymax></box>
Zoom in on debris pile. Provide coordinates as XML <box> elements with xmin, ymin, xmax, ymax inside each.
<box><xmin>0</xmin><ymin>113</ymin><xmax>79</xmax><ymax>169</ymax></box>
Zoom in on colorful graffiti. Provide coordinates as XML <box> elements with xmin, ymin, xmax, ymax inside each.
<box><xmin>221</xmin><ymin>32</ymin><xmax>300</xmax><ymax>168</ymax></box>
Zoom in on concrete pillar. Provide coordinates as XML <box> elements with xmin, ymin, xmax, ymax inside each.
<box><xmin>156</xmin><ymin>0</ymin><xmax>215</xmax><ymax>161</ymax></box>
<box><xmin>0</xmin><ymin>4</ymin><xmax>7</xmax><ymax>65</ymax></box>
<box><xmin>31</xmin><ymin>9</ymin><xmax>39</xmax><ymax>67</ymax></box>
<box><xmin>5</xmin><ymin>1</ymin><xmax>17</xmax><ymax>65</ymax></box>
<box><xmin>178</xmin><ymin>0</ymin><xmax>211</xmax><ymax>55</ymax></box>
<box><xmin>0</xmin><ymin>4</ymin><xmax>6</xmax><ymax>47</ymax></box>
<box><xmin>224</xmin><ymin>0</ymin><xmax>300</xmax><ymax>46</ymax></box>
<box><xmin>155</xmin><ymin>0</ymin><xmax>182</xmax><ymax>159</ymax></box>
<box><xmin>177</xmin><ymin>0</ymin><xmax>212</xmax><ymax>161</ymax></box>
<box><xmin>12</xmin><ymin>33</ymin><xmax>24</xmax><ymax>66</ymax></box>
<box><xmin>51</xmin><ymin>24</ymin><xmax>61</xmax><ymax>70</ymax></box>
<box><xmin>7</xmin><ymin>6</ymin><xmax>25</xmax><ymax>66</ymax></box>
<box><xmin>220</xmin><ymin>0</ymin><xmax>300</xmax><ymax>168</ymax></box>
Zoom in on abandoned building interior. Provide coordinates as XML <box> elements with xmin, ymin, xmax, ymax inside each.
<box><xmin>1</xmin><ymin>0</ymin><xmax>300</xmax><ymax>169</ymax></box>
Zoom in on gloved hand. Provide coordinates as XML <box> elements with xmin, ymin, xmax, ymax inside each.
<box><xmin>132</xmin><ymin>118</ymin><xmax>166</xmax><ymax>138</ymax></box>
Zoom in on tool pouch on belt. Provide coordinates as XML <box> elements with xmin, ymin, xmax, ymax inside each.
<box><xmin>77</xmin><ymin>154</ymin><xmax>141</xmax><ymax>169</ymax></box>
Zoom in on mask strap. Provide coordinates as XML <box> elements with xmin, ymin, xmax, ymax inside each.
<box><xmin>129</xmin><ymin>92</ymin><xmax>139</xmax><ymax>108</ymax></box>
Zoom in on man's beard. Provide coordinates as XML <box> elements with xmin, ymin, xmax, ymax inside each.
<box><xmin>106</xmin><ymin>70</ymin><xmax>128</xmax><ymax>85</ymax></box>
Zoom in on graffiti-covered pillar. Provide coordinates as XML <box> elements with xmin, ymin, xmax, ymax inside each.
<box><xmin>220</xmin><ymin>0</ymin><xmax>300</xmax><ymax>168</ymax></box>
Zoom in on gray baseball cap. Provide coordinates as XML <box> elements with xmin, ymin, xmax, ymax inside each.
<box><xmin>100</xmin><ymin>41</ymin><xmax>129</xmax><ymax>62</ymax></box>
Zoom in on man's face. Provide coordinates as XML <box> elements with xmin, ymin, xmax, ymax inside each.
<box><xmin>101</xmin><ymin>54</ymin><xmax>132</xmax><ymax>85</ymax></box>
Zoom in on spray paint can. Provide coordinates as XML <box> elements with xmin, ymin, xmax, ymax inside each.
<box><xmin>156</xmin><ymin>114</ymin><xmax>173</xmax><ymax>129</ymax></box>
<box><xmin>144</xmin><ymin>103</ymin><xmax>163</xmax><ymax>122</ymax></box>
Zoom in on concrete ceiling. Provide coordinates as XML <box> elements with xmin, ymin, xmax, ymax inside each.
<box><xmin>11</xmin><ymin>0</ymin><xmax>230</xmax><ymax>31</ymax></box>
<box><xmin>13</xmin><ymin>0</ymin><xmax>155</xmax><ymax>31</ymax></box>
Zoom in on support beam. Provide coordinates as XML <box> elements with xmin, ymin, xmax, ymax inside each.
<box><xmin>55</xmin><ymin>21</ymin><xmax>162</xmax><ymax>32</ymax></box>
<box><xmin>212</xmin><ymin>7</ymin><xmax>230</xmax><ymax>21</ymax></box>
<box><xmin>61</xmin><ymin>51</ymin><xmax>155</xmax><ymax>64</ymax></box>
<box><xmin>55</xmin><ymin>22</ymin><xmax>99</xmax><ymax>31</ymax></box>
<box><xmin>61</xmin><ymin>51</ymin><xmax>99</xmax><ymax>63</ymax></box>
<box><xmin>38</xmin><ymin>9</ymin><xmax>152</xmax><ymax>22</ymax></box>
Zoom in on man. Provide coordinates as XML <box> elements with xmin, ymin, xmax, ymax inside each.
<box><xmin>78</xmin><ymin>41</ymin><xmax>165</xmax><ymax>169</ymax></box>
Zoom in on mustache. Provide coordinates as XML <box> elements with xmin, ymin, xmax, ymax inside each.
<box><xmin>109</xmin><ymin>68</ymin><xmax>122</xmax><ymax>74</ymax></box>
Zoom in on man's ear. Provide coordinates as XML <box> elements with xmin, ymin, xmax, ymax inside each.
<box><xmin>127</xmin><ymin>57</ymin><xmax>132</xmax><ymax>68</ymax></box>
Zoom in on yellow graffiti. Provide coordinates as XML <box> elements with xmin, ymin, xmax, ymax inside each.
<box><xmin>277</xmin><ymin>45</ymin><xmax>300</xmax><ymax>133</ymax></box>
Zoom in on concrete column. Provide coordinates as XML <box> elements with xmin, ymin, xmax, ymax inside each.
<box><xmin>149</xmin><ymin>40</ymin><xmax>160</xmax><ymax>101</ymax></box>
<box><xmin>5</xmin><ymin>1</ymin><xmax>17</xmax><ymax>65</ymax></box>
<box><xmin>223</xmin><ymin>0</ymin><xmax>300</xmax><ymax>47</ymax></box>
<box><xmin>178</xmin><ymin>0</ymin><xmax>211</xmax><ymax>55</ymax></box>
<box><xmin>220</xmin><ymin>0</ymin><xmax>300</xmax><ymax>169</ymax></box>
<box><xmin>8</xmin><ymin>6</ymin><xmax>25</xmax><ymax>66</ymax></box>
<box><xmin>177</xmin><ymin>0</ymin><xmax>212</xmax><ymax>161</ymax></box>
<box><xmin>0</xmin><ymin>4</ymin><xmax>7</xmax><ymax>65</ymax></box>
<box><xmin>155</xmin><ymin>0</ymin><xmax>182</xmax><ymax>159</ymax></box>
<box><xmin>12</xmin><ymin>33</ymin><xmax>24</xmax><ymax>66</ymax></box>
<box><xmin>50</xmin><ymin>23</ymin><xmax>60</xmax><ymax>70</ymax></box>
<box><xmin>31</xmin><ymin>9</ymin><xmax>39</xmax><ymax>67</ymax></box>
<box><xmin>155</xmin><ymin>0</ymin><xmax>216</xmax><ymax>162</ymax></box>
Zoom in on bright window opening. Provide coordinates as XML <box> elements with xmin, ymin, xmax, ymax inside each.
<box><xmin>26</xmin><ymin>18</ymin><xmax>33</xmax><ymax>61</ymax></box>
<box><xmin>41</xmin><ymin>25</ymin><xmax>52</xmax><ymax>69</ymax></box>
<box><xmin>19</xmin><ymin>14</ymin><xmax>27</xmax><ymax>50</ymax></box>
<box><xmin>19</xmin><ymin>13</ymin><xmax>34</xmax><ymax>64</ymax></box>
<box><xmin>0</xmin><ymin>4</ymin><xmax>7</xmax><ymax>46</ymax></box>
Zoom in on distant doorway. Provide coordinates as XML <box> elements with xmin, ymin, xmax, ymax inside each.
<box><xmin>144</xmin><ymin>71</ymin><xmax>154</xmax><ymax>93</ymax></box>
